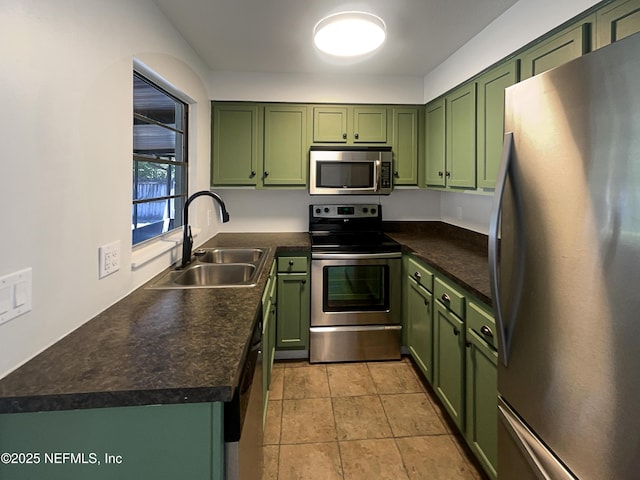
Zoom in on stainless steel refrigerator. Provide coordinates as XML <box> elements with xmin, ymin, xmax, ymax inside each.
<box><xmin>489</xmin><ymin>32</ymin><xmax>640</xmax><ymax>479</ymax></box>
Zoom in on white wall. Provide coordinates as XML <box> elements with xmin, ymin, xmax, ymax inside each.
<box><xmin>0</xmin><ymin>0</ymin><xmax>219</xmax><ymax>378</ymax></box>
<box><xmin>210</xmin><ymin>71</ymin><xmax>425</xmax><ymax>104</ymax></box>
<box><xmin>423</xmin><ymin>0</ymin><xmax>602</xmax><ymax>102</ymax></box>
<box><xmin>214</xmin><ymin>188</ymin><xmax>442</xmax><ymax>233</ymax></box>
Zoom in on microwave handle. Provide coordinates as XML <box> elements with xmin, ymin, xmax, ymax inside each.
<box><xmin>374</xmin><ymin>160</ymin><xmax>381</xmax><ymax>191</ymax></box>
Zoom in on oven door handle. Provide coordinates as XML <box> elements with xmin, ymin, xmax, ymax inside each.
<box><xmin>312</xmin><ymin>252</ymin><xmax>402</xmax><ymax>260</ymax></box>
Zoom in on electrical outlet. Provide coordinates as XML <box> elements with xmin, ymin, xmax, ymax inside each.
<box><xmin>99</xmin><ymin>241</ymin><xmax>121</xmax><ymax>279</ymax></box>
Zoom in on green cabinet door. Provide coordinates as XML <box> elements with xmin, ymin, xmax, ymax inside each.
<box><xmin>392</xmin><ymin>107</ymin><xmax>420</xmax><ymax>185</ymax></box>
<box><xmin>313</xmin><ymin>106</ymin><xmax>348</xmax><ymax>143</ymax></box>
<box><xmin>276</xmin><ymin>272</ymin><xmax>310</xmax><ymax>349</ymax></box>
<box><xmin>211</xmin><ymin>103</ymin><xmax>261</xmax><ymax>185</ymax></box>
<box><xmin>476</xmin><ymin>60</ymin><xmax>519</xmax><ymax>189</ymax></box>
<box><xmin>312</xmin><ymin>105</ymin><xmax>388</xmax><ymax>144</ymax></box>
<box><xmin>446</xmin><ymin>83</ymin><xmax>477</xmax><ymax>189</ymax></box>
<box><xmin>263</xmin><ymin>105</ymin><xmax>309</xmax><ymax>187</ymax></box>
<box><xmin>424</xmin><ymin>98</ymin><xmax>446</xmax><ymax>187</ymax></box>
<box><xmin>353</xmin><ymin>106</ymin><xmax>388</xmax><ymax>143</ymax></box>
<box><xmin>466</xmin><ymin>328</ymin><xmax>498</xmax><ymax>480</ymax></box>
<box><xmin>406</xmin><ymin>277</ymin><xmax>434</xmax><ymax>382</ymax></box>
<box><xmin>0</xmin><ymin>403</ymin><xmax>224</xmax><ymax>480</ymax></box>
<box><xmin>596</xmin><ymin>0</ymin><xmax>640</xmax><ymax>48</ymax></box>
<box><xmin>434</xmin><ymin>300</ymin><xmax>466</xmax><ymax>430</ymax></box>
<box><xmin>520</xmin><ymin>23</ymin><xmax>590</xmax><ymax>80</ymax></box>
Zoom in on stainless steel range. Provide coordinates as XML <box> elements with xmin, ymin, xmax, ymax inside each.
<box><xmin>309</xmin><ymin>203</ymin><xmax>402</xmax><ymax>363</ymax></box>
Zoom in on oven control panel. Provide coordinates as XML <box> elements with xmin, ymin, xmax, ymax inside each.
<box><xmin>311</xmin><ymin>204</ymin><xmax>380</xmax><ymax>218</ymax></box>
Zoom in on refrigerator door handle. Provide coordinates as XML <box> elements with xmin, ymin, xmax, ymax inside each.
<box><xmin>489</xmin><ymin>132</ymin><xmax>514</xmax><ymax>366</ymax></box>
<box><xmin>498</xmin><ymin>400</ymin><xmax>578</xmax><ymax>480</ymax></box>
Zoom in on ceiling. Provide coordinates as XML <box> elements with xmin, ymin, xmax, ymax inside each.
<box><xmin>152</xmin><ymin>0</ymin><xmax>519</xmax><ymax>77</ymax></box>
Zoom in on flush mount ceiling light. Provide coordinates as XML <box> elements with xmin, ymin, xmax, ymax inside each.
<box><xmin>313</xmin><ymin>11</ymin><xmax>386</xmax><ymax>57</ymax></box>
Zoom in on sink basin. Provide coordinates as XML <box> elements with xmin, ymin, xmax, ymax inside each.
<box><xmin>146</xmin><ymin>247</ymin><xmax>271</xmax><ymax>289</ymax></box>
<box><xmin>173</xmin><ymin>264</ymin><xmax>256</xmax><ymax>286</ymax></box>
<box><xmin>194</xmin><ymin>248</ymin><xmax>264</xmax><ymax>264</ymax></box>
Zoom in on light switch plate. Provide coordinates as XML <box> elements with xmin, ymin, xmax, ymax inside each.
<box><xmin>0</xmin><ymin>268</ymin><xmax>32</xmax><ymax>325</ymax></box>
<box><xmin>99</xmin><ymin>241</ymin><xmax>121</xmax><ymax>279</ymax></box>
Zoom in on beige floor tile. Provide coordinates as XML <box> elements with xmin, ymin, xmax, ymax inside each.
<box><xmin>340</xmin><ymin>438</ymin><xmax>409</xmax><ymax>480</ymax></box>
<box><xmin>272</xmin><ymin>360</ymin><xmax>286</xmax><ymax>369</ymax></box>
<box><xmin>263</xmin><ymin>400</ymin><xmax>282</xmax><ymax>445</ymax></box>
<box><xmin>283</xmin><ymin>365</ymin><xmax>330</xmax><ymax>399</ymax></box>
<box><xmin>269</xmin><ymin>367</ymin><xmax>285</xmax><ymax>401</ymax></box>
<box><xmin>332</xmin><ymin>395</ymin><xmax>393</xmax><ymax>441</ymax></box>
<box><xmin>278</xmin><ymin>442</ymin><xmax>343</xmax><ymax>480</ymax></box>
<box><xmin>280</xmin><ymin>398</ymin><xmax>337</xmax><ymax>444</ymax></box>
<box><xmin>396</xmin><ymin>435</ymin><xmax>479</xmax><ymax>480</ymax></box>
<box><xmin>327</xmin><ymin>363</ymin><xmax>377</xmax><ymax>397</ymax></box>
<box><xmin>262</xmin><ymin>445</ymin><xmax>279</xmax><ymax>480</ymax></box>
<box><xmin>281</xmin><ymin>359</ymin><xmax>312</xmax><ymax>368</ymax></box>
<box><xmin>380</xmin><ymin>393</ymin><xmax>448</xmax><ymax>436</ymax></box>
<box><xmin>367</xmin><ymin>362</ymin><xmax>423</xmax><ymax>394</ymax></box>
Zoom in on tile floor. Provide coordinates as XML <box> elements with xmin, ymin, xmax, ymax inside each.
<box><xmin>262</xmin><ymin>357</ymin><xmax>487</xmax><ymax>480</ymax></box>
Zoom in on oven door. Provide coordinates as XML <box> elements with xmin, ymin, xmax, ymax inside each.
<box><xmin>311</xmin><ymin>252</ymin><xmax>401</xmax><ymax>327</ymax></box>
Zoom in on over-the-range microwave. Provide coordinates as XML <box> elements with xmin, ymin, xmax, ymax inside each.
<box><xmin>309</xmin><ymin>147</ymin><xmax>393</xmax><ymax>195</ymax></box>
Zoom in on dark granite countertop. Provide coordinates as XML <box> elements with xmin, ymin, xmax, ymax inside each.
<box><xmin>0</xmin><ymin>225</ymin><xmax>490</xmax><ymax>414</ymax></box>
<box><xmin>0</xmin><ymin>233</ymin><xmax>310</xmax><ymax>414</ymax></box>
<box><xmin>384</xmin><ymin>221</ymin><xmax>492</xmax><ymax>306</ymax></box>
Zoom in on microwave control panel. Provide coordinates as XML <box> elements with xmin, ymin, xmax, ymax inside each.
<box><xmin>380</xmin><ymin>161</ymin><xmax>392</xmax><ymax>189</ymax></box>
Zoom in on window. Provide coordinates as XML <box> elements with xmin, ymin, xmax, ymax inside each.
<box><xmin>132</xmin><ymin>72</ymin><xmax>188</xmax><ymax>245</ymax></box>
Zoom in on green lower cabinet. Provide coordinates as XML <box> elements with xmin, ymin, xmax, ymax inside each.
<box><xmin>433</xmin><ymin>299</ymin><xmax>466</xmax><ymax>430</ymax></box>
<box><xmin>406</xmin><ymin>277</ymin><xmax>434</xmax><ymax>382</ymax></box>
<box><xmin>0</xmin><ymin>402</ymin><xmax>224</xmax><ymax>480</ymax></box>
<box><xmin>276</xmin><ymin>256</ymin><xmax>310</xmax><ymax>350</ymax></box>
<box><xmin>465</xmin><ymin>328</ymin><xmax>498</xmax><ymax>480</ymax></box>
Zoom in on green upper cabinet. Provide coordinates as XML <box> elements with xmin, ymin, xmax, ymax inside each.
<box><xmin>391</xmin><ymin>107</ymin><xmax>421</xmax><ymax>186</ymax></box>
<box><xmin>353</xmin><ymin>106</ymin><xmax>388</xmax><ymax>142</ymax></box>
<box><xmin>520</xmin><ymin>21</ymin><xmax>592</xmax><ymax>80</ymax></box>
<box><xmin>424</xmin><ymin>98</ymin><xmax>446</xmax><ymax>187</ymax></box>
<box><xmin>476</xmin><ymin>60</ymin><xmax>519</xmax><ymax>189</ymax></box>
<box><xmin>312</xmin><ymin>106</ymin><xmax>348</xmax><ymax>143</ymax></box>
<box><xmin>312</xmin><ymin>105</ymin><xmax>387</xmax><ymax>144</ymax></box>
<box><xmin>211</xmin><ymin>103</ymin><xmax>261</xmax><ymax>186</ymax></box>
<box><xmin>445</xmin><ymin>82</ymin><xmax>477</xmax><ymax>189</ymax></box>
<box><xmin>263</xmin><ymin>105</ymin><xmax>309</xmax><ymax>187</ymax></box>
<box><xmin>596</xmin><ymin>0</ymin><xmax>640</xmax><ymax>48</ymax></box>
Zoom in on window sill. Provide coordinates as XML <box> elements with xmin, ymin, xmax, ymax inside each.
<box><xmin>131</xmin><ymin>228</ymin><xmax>201</xmax><ymax>270</ymax></box>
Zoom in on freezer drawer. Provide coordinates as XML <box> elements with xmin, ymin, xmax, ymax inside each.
<box><xmin>310</xmin><ymin>325</ymin><xmax>401</xmax><ymax>363</ymax></box>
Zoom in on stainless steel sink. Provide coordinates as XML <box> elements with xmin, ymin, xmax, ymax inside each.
<box><xmin>193</xmin><ymin>247</ymin><xmax>265</xmax><ymax>264</ymax></box>
<box><xmin>146</xmin><ymin>247</ymin><xmax>270</xmax><ymax>289</ymax></box>
<box><xmin>173</xmin><ymin>264</ymin><xmax>256</xmax><ymax>286</ymax></box>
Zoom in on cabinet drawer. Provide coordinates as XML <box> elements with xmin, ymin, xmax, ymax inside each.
<box><xmin>407</xmin><ymin>256</ymin><xmax>434</xmax><ymax>292</ymax></box>
<box><xmin>434</xmin><ymin>277</ymin><xmax>466</xmax><ymax>318</ymax></box>
<box><xmin>277</xmin><ymin>256</ymin><xmax>308</xmax><ymax>273</ymax></box>
<box><xmin>467</xmin><ymin>302</ymin><xmax>497</xmax><ymax>350</ymax></box>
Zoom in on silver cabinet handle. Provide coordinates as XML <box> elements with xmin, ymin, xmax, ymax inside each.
<box><xmin>480</xmin><ymin>325</ymin><xmax>494</xmax><ymax>337</ymax></box>
<box><xmin>414</xmin><ymin>271</ymin><xmax>421</xmax><ymax>280</ymax></box>
<box><xmin>441</xmin><ymin>293</ymin><xmax>451</xmax><ymax>304</ymax></box>
<box><xmin>342</xmin><ymin>133</ymin><xmax>347</xmax><ymax>139</ymax></box>
<box><xmin>453</xmin><ymin>326</ymin><xmax>460</xmax><ymax>336</ymax></box>
<box><xmin>354</xmin><ymin>133</ymin><xmax>359</xmax><ymax>139</ymax></box>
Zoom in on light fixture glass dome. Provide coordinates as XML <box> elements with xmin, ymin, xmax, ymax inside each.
<box><xmin>313</xmin><ymin>11</ymin><xmax>386</xmax><ymax>57</ymax></box>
